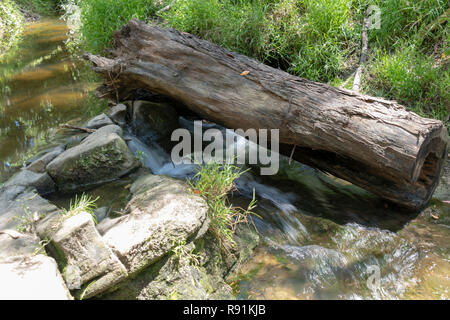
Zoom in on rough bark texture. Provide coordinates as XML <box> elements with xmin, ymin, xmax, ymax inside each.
<box><xmin>85</xmin><ymin>19</ymin><xmax>448</xmax><ymax>210</ymax></box>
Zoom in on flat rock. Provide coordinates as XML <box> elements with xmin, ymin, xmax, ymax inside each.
<box><xmin>102</xmin><ymin>174</ymin><xmax>208</xmax><ymax>274</ymax></box>
<box><xmin>0</xmin><ymin>187</ymin><xmax>61</xmax><ymax>231</ymax></box>
<box><xmin>46</xmin><ymin>125</ymin><xmax>139</xmax><ymax>192</ymax></box>
<box><xmin>0</xmin><ymin>254</ymin><xmax>73</xmax><ymax>299</ymax></box>
<box><xmin>0</xmin><ymin>233</ymin><xmax>40</xmax><ymax>261</ymax></box>
<box><xmin>4</xmin><ymin>169</ymin><xmax>55</xmax><ymax>195</ymax></box>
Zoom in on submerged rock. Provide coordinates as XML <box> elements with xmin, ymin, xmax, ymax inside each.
<box><xmin>0</xmin><ymin>255</ymin><xmax>73</xmax><ymax>300</ymax></box>
<box><xmin>38</xmin><ymin>212</ymin><xmax>128</xmax><ymax>299</ymax></box>
<box><xmin>46</xmin><ymin>125</ymin><xmax>140</xmax><ymax>192</ymax></box>
<box><xmin>101</xmin><ymin>174</ymin><xmax>208</xmax><ymax>274</ymax></box>
<box><xmin>130</xmin><ymin>100</ymin><xmax>179</xmax><ymax>143</ymax></box>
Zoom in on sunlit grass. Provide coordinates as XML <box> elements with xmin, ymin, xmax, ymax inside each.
<box><xmin>188</xmin><ymin>162</ymin><xmax>257</xmax><ymax>254</ymax></box>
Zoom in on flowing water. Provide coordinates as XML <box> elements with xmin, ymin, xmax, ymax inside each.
<box><xmin>1</xmin><ymin>18</ymin><xmax>449</xmax><ymax>300</ymax></box>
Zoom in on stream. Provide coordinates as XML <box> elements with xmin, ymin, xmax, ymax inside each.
<box><xmin>1</xmin><ymin>18</ymin><xmax>449</xmax><ymax>300</ymax></box>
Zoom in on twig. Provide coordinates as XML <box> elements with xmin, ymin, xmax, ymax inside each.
<box><xmin>61</xmin><ymin>124</ymin><xmax>96</xmax><ymax>133</ymax></box>
<box><xmin>352</xmin><ymin>12</ymin><xmax>370</xmax><ymax>93</ymax></box>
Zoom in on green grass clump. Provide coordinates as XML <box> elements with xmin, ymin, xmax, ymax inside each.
<box><xmin>62</xmin><ymin>193</ymin><xmax>99</xmax><ymax>224</ymax></box>
<box><xmin>364</xmin><ymin>44</ymin><xmax>449</xmax><ymax>122</ymax></box>
<box><xmin>188</xmin><ymin>162</ymin><xmax>257</xmax><ymax>254</ymax></box>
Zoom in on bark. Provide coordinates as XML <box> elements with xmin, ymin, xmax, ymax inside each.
<box><xmin>84</xmin><ymin>19</ymin><xmax>448</xmax><ymax>210</ymax></box>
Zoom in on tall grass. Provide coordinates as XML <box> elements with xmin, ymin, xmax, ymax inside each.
<box><xmin>77</xmin><ymin>0</ymin><xmax>449</xmax><ymax>124</ymax></box>
<box><xmin>79</xmin><ymin>0</ymin><xmax>167</xmax><ymax>53</ymax></box>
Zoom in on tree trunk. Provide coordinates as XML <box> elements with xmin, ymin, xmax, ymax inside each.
<box><xmin>84</xmin><ymin>19</ymin><xmax>448</xmax><ymax>210</ymax></box>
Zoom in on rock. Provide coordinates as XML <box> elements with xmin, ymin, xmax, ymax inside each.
<box><xmin>4</xmin><ymin>170</ymin><xmax>55</xmax><ymax>195</ymax></box>
<box><xmin>101</xmin><ymin>174</ymin><xmax>208</xmax><ymax>274</ymax></box>
<box><xmin>40</xmin><ymin>212</ymin><xmax>128</xmax><ymax>299</ymax></box>
<box><xmin>0</xmin><ymin>187</ymin><xmax>60</xmax><ymax>231</ymax></box>
<box><xmin>46</xmin><ymin>125</ymin><xmax>139</xmax><ymax>192</ymax></box>
<box><xmin>0</xmin><ymin>255</ymin><xmax>73</xmax><ymax>299</ymax></box>
<box><xmin>102</xmin><ymin>249</ymin><xmax>234</xmax><ymax>300</ymax></box>
<box><xmin>93</xmin><ymin>207</ymin><xmax>109</xmax><ymax>223</ymax></box>
<box><xmin>64</xmin><ymin>134</ymin><xmax>88</xmax><ymax>150</ymax></box>
<box><xmin>0</xmin><ymin>233</ymin><xmax>40</xmax><ymax>261</ymax></box>
<box><xmin>84</xmin><ymin>113</ymin><xmax>113</xmax><ymax>129</ymax></box>
<box><xmin>26</xmin><ymin>145</ymin><xmax>65</xmax><ymax>173</ymax></box>
<box><xmin>130</xmin><ymin>100</ymin><xmax>179</xmax><ymax>143</ymax></box>
<box><xmin>106</xmin><ymin>104</ymin><xmax>127</xmax><ymax>126</ymax></box>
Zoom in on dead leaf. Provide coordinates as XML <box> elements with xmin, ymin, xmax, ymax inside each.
<box><xmin>240</xmin><ymin>70</ymin><xmax>250</xmax><ymax>76</ymax></box>
<box><xmin>124</xmin><ymin>184</ymin><xmax>131</xmax><ymax>189</ymax></box>
<box><xmin>431</xmin><ymin>213</ymin><xmax>439</xmax><ymax>220</ymax></box>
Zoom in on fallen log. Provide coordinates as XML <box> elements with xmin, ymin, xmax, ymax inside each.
<box><xmin>84</xmin><ymin>19</ymin><xmax>448</xmax><ymax>210</ymax></box>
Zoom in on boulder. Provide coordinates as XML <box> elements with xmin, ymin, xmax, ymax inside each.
<box><xmin>84</xmin><ymin>113</ymin><xmax>113</xmax><ymax>129</ymax></box>
<box><xmin>4</xmin><ymin>169</ymin><xmax>55</xmax><ymax>195</ymax></box>
<box><xmin>101</xmin><ymin>174</ymin><xmax>208</xmax><ymax>274</ymax></box>
<box><xmin>39</xmin><ymin>212</ymin><xmax>128</xmax><ymax>299</ymax></box>
<box><xmin>106</xmin><ymin>104</ymin><xmax>127</xmax><ymax>126</ymax></box>
<box><xmin>26</xmin><ymin>145</ymin><xmax>65</xmax><ymax>173</ymax></box>
<box><xmin>0</xmin><ymin>233</ymin><xmax>40</xmax><ymax>261</ymax></box>
<box><xmin>130</xmin><ymin>100</ymin><xmax>179</xmax><ymax>143</ymax></box>
<box><xmin>0</xmin><ymin>255</ymin><xmax>73</xmax><ymax>300</ymax></box>
<box><xmin>46</xmin><ymin>125</ymin><xmax>139</xmax><ymax>192</ymax></box>
<box><xmin>102</xmin><ymin>247</ymin><xmax>234</xmax><ymax>300</ymax></box>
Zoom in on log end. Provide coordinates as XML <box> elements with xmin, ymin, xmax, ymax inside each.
<box><xmin>412</xmin><ymin>127</ymin><xmax>448</xmax><ymax>209</ymax></box>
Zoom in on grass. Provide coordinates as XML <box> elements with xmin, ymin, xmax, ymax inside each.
<box><xmin>188</xmin><ymin>162</ymin><xmax>257</xmax><ymax>254</ymax></box>
<box><xmin>62</xmin><ymin>193</ymin><xmax>99</xmax><ymax>223</ymax></box>
<box><xmin>75</xmin><ymin>0</ymin><xmax>449</xmax><ymax>124</ymax></box>
<box><xmin>79</xmin><ymin>0</ymin><xmax>166</xmax><ymax>53</ymax></box>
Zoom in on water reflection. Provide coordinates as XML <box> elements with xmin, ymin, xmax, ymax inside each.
<box><xmin>0</xmin><ymin>18</ymin><xmax>105</xmax><ymax>181</ymax></box>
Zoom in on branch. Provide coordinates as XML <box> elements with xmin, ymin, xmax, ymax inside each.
<box><xmin>352</xmin><ymin>13</ymin><xmax>370</xmax><ymax>93</ymax></box>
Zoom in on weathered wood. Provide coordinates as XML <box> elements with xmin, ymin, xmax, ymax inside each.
<box><xmin>84</xmin><ymin>19</ymin><xmax>448</xmax><ymax>210</ymax></box>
